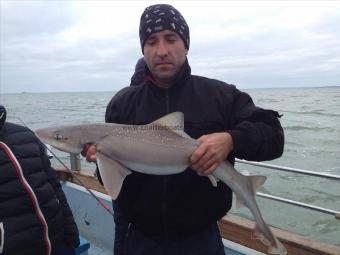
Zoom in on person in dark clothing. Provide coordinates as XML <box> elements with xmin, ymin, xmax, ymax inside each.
<box><xmin>0</xmin><ymin>105</ymin><xmax>80</xmax><ymax>255</ymax></box>
<box><xmin>130</xmin><ymin>57</ymin><xmax>146</xmax><ymax>86</ymax></box>
<box><xmin>83</xmin><ymin>3</ymin><xmax>284</xmax><ymax>255</ymax></box>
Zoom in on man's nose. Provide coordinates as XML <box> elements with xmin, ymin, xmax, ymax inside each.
<box><xmin>156</xmin><ymin>40</ymin><xmax>168</xmax><ymax>57</ymax></box>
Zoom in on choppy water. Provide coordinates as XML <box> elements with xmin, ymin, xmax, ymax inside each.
<box><xmin>1</xmin><ymin>87</ymin><xmax>339</xmax><ymax>247</ymax></box>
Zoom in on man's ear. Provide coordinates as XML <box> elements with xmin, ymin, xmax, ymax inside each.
<box><xmin>185</xmin><ymin>49</ymin><xmax>188</xmax><ymax>55</ymax></box>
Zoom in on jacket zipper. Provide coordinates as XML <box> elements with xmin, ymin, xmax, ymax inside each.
<box><xmin>162</xmin><ymin>90</ymin><xmax>170</xmax><ymax>241</ymax></box>
<box><xmin>165</xmin><ymin>90</ymin><xmax>170</xmax><ymax>114</ymax></box>
<box><xmin>161</xmin><ymin>177</ymin><xmax>169</xmax><ymax>241</ymax></box>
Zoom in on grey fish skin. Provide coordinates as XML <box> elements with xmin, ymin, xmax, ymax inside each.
<box><xmin>35</xmin><ymin>112</ymin><xmax>286</xmax><ymax>255</ymax></box>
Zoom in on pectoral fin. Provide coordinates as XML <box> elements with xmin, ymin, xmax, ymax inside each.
<box><xmin>96</xmin><ymin>152</ymin><xmax>131</xmax><ymax>200</ymax></box>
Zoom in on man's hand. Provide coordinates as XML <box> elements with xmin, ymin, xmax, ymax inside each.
<box><xmin>81</xmin><ymin>143</ymin><xmax>97</xmax><ymax>163</ymax></box>
<box><xmin>190</xmin><ymin>132</ymin><xmax>234</xmax><ymax>175</ymax></box>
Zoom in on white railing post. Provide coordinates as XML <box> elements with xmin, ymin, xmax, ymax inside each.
<box><xmin>70</xmin><ymin>153</ymin><xmax>81</xmax><ymax>171</ymax></box>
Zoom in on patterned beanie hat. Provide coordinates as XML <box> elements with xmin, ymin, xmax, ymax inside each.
<box><xmin>139</xmin><ymin>4</ymin><xmax>190</xmax><ymax>52</ymax></box>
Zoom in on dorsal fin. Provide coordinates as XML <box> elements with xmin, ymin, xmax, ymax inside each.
<box><xmin>150</xmin><ymin>112</ymin><xmax>195</xmax><ymax>140</ymax></box>
<box><xmin>151</xmin><ymin>112</ymin><xmax>184</xmax><ymax>130</ymax></box>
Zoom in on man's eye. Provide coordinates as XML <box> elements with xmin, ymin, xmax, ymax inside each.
<box><xmin>146</xmin><ymin>40</ymin><xmax>156</xmax><ymax>46</ymax></box>
<box><xmin>167</xmin><ymin>39</ymin><xmax>176</xmax><ymax>43</ymax></box>
<box><xmin>166</xmin><ymin>35</ymin><xmax>177</xmax><ymax>43</ymax></box>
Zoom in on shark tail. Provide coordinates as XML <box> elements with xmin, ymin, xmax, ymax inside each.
<box><xmin>252</xmin><ymin>225</ymin><xmax>287</xmax><ymax>255</ymax></box>
<box><xmin>249</xmin><ymin>176</ymin><xmax>287</xmax><ymax>255</ymax></box>
<box><xmin>235</xmin><ymin>175</ymin><xmax>266</xmax><ymax>208</ymax></box>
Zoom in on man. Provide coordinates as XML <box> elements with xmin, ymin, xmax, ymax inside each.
<box><xmin>84</xmin><ymin>4</ymin><xmax>284</xmax><ymax>255</ymax></box>
<box><xmin>0</xmin><ymin>105</ymin><xmax>80</xmax><ymax>255</ymax></box>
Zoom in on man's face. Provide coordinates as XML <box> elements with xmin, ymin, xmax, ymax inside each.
<box><xmin>143</xmin><ymin>30</ymin><xmax>187</xmax><ymax>86</ymax></box>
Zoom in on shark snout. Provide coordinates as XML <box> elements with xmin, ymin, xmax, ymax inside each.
<box><xmin>35</xmin><ymin>128</ymin><xmax>51</xmax><ymax>143</ymax></box>
<box><xmin>35</xmin><ymin>127</ymin><xmax>82</xmax><ymax>154</ymax></box>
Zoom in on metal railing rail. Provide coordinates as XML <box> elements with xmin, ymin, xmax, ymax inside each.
<box><xmin>236</xmin><ymin>159</ymin><xmax>340</xmax><ymax>181</ymax></box>
<box><xmin>235</xmin><ymin>159</ymin><xmax>340</xmax><ymax>219</ymax></box>
<box><xmin>257</xmin><ymin>193</ymin><xmax>340</xmax><ymax>219</ymax></box>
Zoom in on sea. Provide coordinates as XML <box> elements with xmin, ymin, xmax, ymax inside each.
<box><xmin>1</xmin><ymin>87</ymin><xmax>339</xmax><ymax>247</ymax></box>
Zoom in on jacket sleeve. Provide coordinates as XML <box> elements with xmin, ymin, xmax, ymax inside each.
<box><xmin>227</xmin><ymin>88</ymin><xmax>284</xmax><ymax>161</ymax></box>
<box><xmin>40</xmin><ymin>144</ymin><xmax>80</xmax><ymax>247</ymax></box>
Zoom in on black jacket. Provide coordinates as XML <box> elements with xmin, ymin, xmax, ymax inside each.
<box><xmin>105</xmin><ymin>60</ymin><xmax>284</xmax><ymax>241</ymax></box>
<box><xmin>0</xmin><ymin>122</ymin><xmax>79</xmax><ymax>255</ymax></box>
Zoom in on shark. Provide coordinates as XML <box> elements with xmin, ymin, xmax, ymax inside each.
<box><xmin>35</xmin><ymin>112</ymin><xmax>287</xmax><ymax>255</ymax></box>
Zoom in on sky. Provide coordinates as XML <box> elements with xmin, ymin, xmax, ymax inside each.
<box><xmin>0</xmin><ymin>0</ymin><xmax>339</xmax><ymax>93</ymax></box>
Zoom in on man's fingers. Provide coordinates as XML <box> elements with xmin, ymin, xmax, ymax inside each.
<box><xmin>198</xmin><ymin>163</ymin><xmax>219</xmax><ymax>176</ymax></box>
<box><xmin>202</xmin><ymin>163</ymin><xmax>219</xmax><ymax>175</ymax></box>
<box><xmin>82</xmin><ymin>144</ymin><xmax>97</xmax><ymax>163</ymax></box>
<box><xmin>81</xmin><ymin>143</ymin><xmax>91</xmax><ymax>157</ymax></box>
<box><xmin>191</xmin><ymin>134</ymin><xmax>209</xmax><ymax>163</ymax></box>
<box><xmin>86</xmin><ymin>151</ymin><xmax>97</xmax><ymax>162</ymax></box>
<box><xmin>191</xmin><ymin>147</ymin><xmax>213</xmax><ymax>170</ymax></box>
<box><xmin>199</xmin><ymin>157</ymin><xmax>217</xmax><ymax>172</ymax></box>
<box><xmin>191</xmin><ymin>132</ymin><xmax>234</xmax><ymax>175</ymax></box>
<box><xmin>193</xmin><ymin>156</ymin><xmax>219</xmax><ymax>175</ymax></box>
<box><xmin>190</xmin><ymin>144</ymin><xmax>207</xmax><ymax>164</ymax></box>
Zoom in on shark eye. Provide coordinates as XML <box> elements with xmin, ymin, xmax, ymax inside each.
<box><xmin>54</xmin><ymin>132</ymin><xmax>66</xmax><ymax>140</ymax></box>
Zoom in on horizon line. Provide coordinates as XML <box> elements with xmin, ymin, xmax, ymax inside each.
<box><xmin>1</xmin><ymin>85</ymin><xmax>339</xmax><ymax>95</ymax></box>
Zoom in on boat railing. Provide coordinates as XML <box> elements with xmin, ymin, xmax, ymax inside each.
<box><xmin>67</xmin><ymin>153</ymin><xmax>340</xmax><ymax>220</ymax></box>
<box><xmin>235</xmin><ymin>159</ymin><xmax>340</xmax><ymax>220</ymax></box>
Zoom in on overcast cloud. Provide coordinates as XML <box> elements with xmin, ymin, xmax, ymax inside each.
<box><xmin>0</xmin><ymin>0</ymin><xmax>339</xmax><ymax>93</ymax></box>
